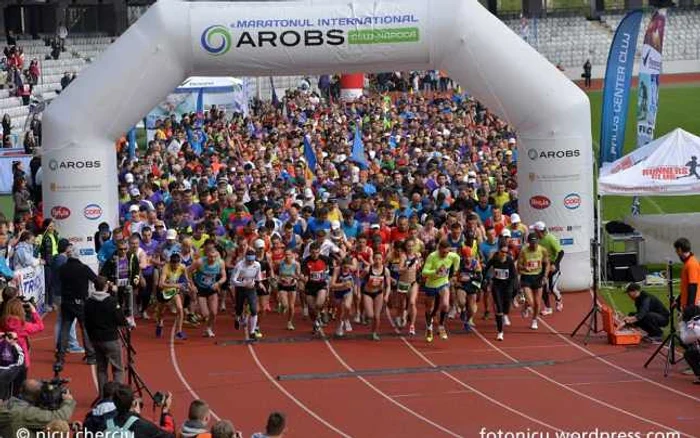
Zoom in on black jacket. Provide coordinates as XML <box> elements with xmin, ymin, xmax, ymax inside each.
<box><xmin>111</xmin><ymin>413</ymin><xmax>174</xmax><ymax>438</ymax></box>
<box><xmin>634</xmin><ymin>291</ymin><xmax>670</xmax><ymax>321</ymax></box>
<box><xmin>99</xmin><ymin>252</ymin><xmax>140</xmax><ymax>288</ymax></box>
<box><xmin>85</xmin><ymin>291</ymin><xmax>127</xmax><ymax>343</ymax></box>
<box><xmin>59</xmin><ymin>257</ymin><xmax>98</xmax><ymax>303</ymax></box>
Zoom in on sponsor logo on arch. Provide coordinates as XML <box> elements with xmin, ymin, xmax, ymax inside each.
<box><xmin>84</xmin><ymin>204</ymin><xmax>103</xmax><ymax>220</ymax></box>
<box><xmin>529</xmin><ymin>195</ymin><xmax>551</xmax><ymax>210</ymax></box>
<box><xmin>527</xmin><ymin>149</ymin><xmax>580</xmax><ymax>161</ymax></box>
<box><xmin>563</xmin><ymin>193</ymin><xmax>582</xmax><ymax>210</ymax></box>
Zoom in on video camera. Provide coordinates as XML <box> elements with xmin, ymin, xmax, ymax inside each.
<box><xmin>38</xmin><ymin>363</ymin><xmax>70</xmax><ymax>410</ymax></box>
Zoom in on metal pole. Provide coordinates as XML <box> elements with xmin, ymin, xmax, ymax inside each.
<box><xmin>597</xmin><ymin>193</ymin><xmax>602</xmax><ymax>291</ymax></box>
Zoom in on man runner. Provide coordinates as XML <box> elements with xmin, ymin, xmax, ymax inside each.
<box><xmin>421</xmin><ymin>240</ymin><xmax>460</xmax><ymax>342</ymax></box>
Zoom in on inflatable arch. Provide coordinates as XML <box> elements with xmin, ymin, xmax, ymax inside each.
<box><xmin>42</xmin><ymin>0</ymin><xmax>593</xmax><ymax>291</ymax></box>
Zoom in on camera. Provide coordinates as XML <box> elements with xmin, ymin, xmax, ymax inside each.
<box><xmin>37</xmin><ymin>364</ymin><xmax>70</xmax><ymax>410</ymax></box>
<box><xmin>152</xmin><ymin>391</ymin><xmax>167</xmax><ymax>407</ymax></box>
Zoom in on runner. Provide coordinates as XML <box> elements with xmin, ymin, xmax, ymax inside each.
<box><xmin>479</xmin><ymin>226</ymin><xmax>500</xmax><ymax>320</ymax></box>
<box><xmin>400</xmin><ymin>238</ymin><xmax>422</xmax><ymax>336</ymax></box>
<box><xmin>352</xmin><ymin>234</ymin><xmax>373</xmax><ymax>324</ymax></box>
<box><xmin>421</xmin><ymin>240</ymin><xmax>460</xmax><ymax>342</ymax></box>
<box><xmin>386</xmin><ymin>241</ymin><xmax>404</xmax><ymax>328</ymax></box>
<box><xmin>138</xmin><ymin>226</ymin><xmax>160</xmax><ymax>320</ymax></box>
<box><xmin>456</xmin><ymin>246</ymin><xmax>482</xmax><ymax>331</ymax></box>
<box><xmin>532</xmin><ymin>221</ymin><xmax>564</xmax><ymax>313</ymax></box>
<box><xmin>517</xmin><ymin>233</ymin><xmax>549</xmax><ymax>330</ymax></box>
<box><xmin>277</xmin><ymin>248</ymin><xmax>301</xmax><ymax>330</ymax></box>
<box><xmin>231</xmin><ymin>249</ymin><xmax>262</xmax><ymax>340</ymax></box>
<box><xmin>189</xmin><ymin>239</ymin><xmax>227</xmax><ymax>338</ymax></box>
<box><xmin>329</xmin><ymin>257</ymin><xmax>356</xmax><ymax>337</ymax></box>
<box><xmin>157</xmin><ymin>252</ymin><xmax>192</xmax><ymax>340</ymax></box>
<box><xmin>482</xmin><ymin>237</ymin><xmax>517</xmax><ymax>341</ymax></box>
<box><xmin>301</xmin><ymin>242</ymin><xmax>332</xmax><ymax>335</ymax></box>
<box><xmin>362</xmin><ymin>252</ymin><xmax>391</xmax><ymax>341</ymax></box>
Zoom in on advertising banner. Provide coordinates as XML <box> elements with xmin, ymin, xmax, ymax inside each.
<box><xmin>190</xmin><ymin>2</ymin><xmax>430</xmax><ymax>74</ymax></box>
<box><xmin>599</xmin><ymin>10</ymin><xmax>643</xmax><ymax>166</ymax></box>
<box><xmin>16</xmin><ymin>265</ymin><xmax>46</xmax><ymax>313</ymax></box>
<box><xmin>636</xmin><ymin>9</ymin><xmax>666</xmax><ymax>149</ymax></box>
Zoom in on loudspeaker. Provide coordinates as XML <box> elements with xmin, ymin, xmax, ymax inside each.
<box><xmin>607</xmin><ymin>252</ymin><xmax>639</xmax><ymax>282</ymax></box>
<box><xmin>628</xmin><ymin>265</ymin><xmax>647</xmax><ymax>283</ymax></box>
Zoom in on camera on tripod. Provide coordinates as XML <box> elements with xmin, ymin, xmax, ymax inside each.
<box><xmin>38</xmin><ymin>363</ymin><xmax>71</xmax><ymax>410</ymax></box>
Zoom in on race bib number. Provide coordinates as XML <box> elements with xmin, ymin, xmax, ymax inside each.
<box><xmin>310</xmin><ymin>271</ymin><xmax>324</xmax><ymax>282</ymax></box>
<box><xmin>201</xmin><ymin>274</ymin><xmax>215</xmax><ymax>287</ymax></box>
<box><xmin>117</xmin><ymin>279</ymin><xmax>128</xmax><ymax>287</ymax></box>
<box><xmin>526</xmin><ymin>260</ymin><xmax>541</xmax><ymax>270</ymax></box>
<box><xmin>460</xmin><ymin>273</ymin><xmax>471</xmax><ymax>282</ymax></box>
<box><xmin>494</xmin><ymin>268</ymin><xmax>509</xmax><ymax>280</ymax></box>
<box><xmin>512</xmin><ymin>238</ymin><xmax>521</xmax><ymax>246</ymax></box>
<box><xmin>369</xmin><ymin>277</ymin><xmax>383</xmax><ymax>288</ymax></box>
<box><xmin>162</xmin><ymin>287</ymin><xmax>178</xmax><ymax>300</ymax></box>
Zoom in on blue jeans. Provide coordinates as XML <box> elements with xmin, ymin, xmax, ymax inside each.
<box><xmin>54</xmin><ymin>296</ymin><xmax>82</xmax><ymax>351</ymax></box>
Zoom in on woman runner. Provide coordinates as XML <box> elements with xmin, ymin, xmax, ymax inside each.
<box><xmin>231</xmin><ymin>249</ymin><xmax>262</xmax><ymax>340</ymax></box>
<box><xmin>253</xmin><ymin>239</ymin><xmax>273</xmax><ymax>338</ymax></box>
<box><xmin>330</xmin><ymin>257</ymin><xmax>356</xmax><ymax>337</ymax></box>
<box><xmin>362</xmin><ymin>252</ymin><xmax>391</xmax><ymax>341</ymax></box>
<box><xmin>398</xmin><ymin>240</ymin><xmax>422</xmax><ymax>335</ymax></box>
<box><xmin>277</xmin><ymin>248</ymin><xmax>301</xmax><ymax>330</ymax></box>
<box><xmin>156</xmin><ymin>252</ymin><xmax>192</xmax><ymax>340</ymax></box>
<box><xmin>189</xmin><ymin>239</ymin><xmax>227</xmax><ymax>338</ymax></box>
<box><xmin>456</xmin><ymin>246</ymin><xmax>482</xmax><ymax>331</ymax></box>
<box><xmin>352</xmin><ymin>235</ymin><xmax>373</xmax><ymax>324</ymax></box>
<box><xmin>483</xmin><ymin>238</ymin><xmax>517</xmax><ymax>341</ymax></box>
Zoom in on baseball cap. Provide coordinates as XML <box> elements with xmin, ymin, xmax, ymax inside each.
<box><xmin>254</xmin><ymin>239</ymin><xmax>265</xmax><ymax>249</ymax></box>
<box><xmin>532</xmin><ymin>221</ymin><xmax>546</xmax><ymax>231</ymax></box>
<box><xmin>166</xmin><ymin>229</ymin><xmax>178</xmax><ymax>240</ymax></box>
<box><xmin>510</xmin><ymin>213</ymin><xmax>521</xmax><ymax>223</ymax></box>
<box><xmin>129</xmin><ymin>204</ymin><xmax>139</xmax><ymax>213</ymax></box>
<box><xmin>130</xmin><ymin>188</ymin><xmax>141</xmax><ymax>197</ymax></box>
<box><xmin>330</xmin><ymin>221</ymin><xmax>341</xmax><ymax>231</ymax></box>
<box><xmin>501</xmin><ymin>229</ymin><xmax>511</xmax><ymax>238</ymax></box>
<box><xmin>508</xmin><ymin>138</ymin><xmax>516</xmax><ymax>145</ymax></box>
<box><xmin>125</xmin><ymin>173</ymin><xmax>134</xmax><ymax>183</ymax></box>
<box><xmin>527</xmin><ymin>232</ymin><xmax>539</xmax><ymax>243</ymax></box>
<box><xmin>370</xmin><ymin>223</ymin><xmax>380</xmax><ymax>230</ymax></box>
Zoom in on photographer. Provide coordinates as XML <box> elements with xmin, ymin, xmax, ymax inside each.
<box><xmin>106</xmin><ymin>383</ymin><xmax>174</xmax><ymax>437</ymax></box>
<box><xmin>0</xmin><ymin>379</ymin><xmax>76</xmax><ymax>437</ymax></box>
<box><xmin>0</xmin><ymin>298</ymin><xmax>44</xmax><ymax>370</ymax></box>
<box><xmin>83</xmin><ymin>381</ymin><xmax>119</xmax><ymax>432</ymax></box>
<box><xmin>181</xmin><ymin>400</ymin><xmax>211</xmax><ymax>437</ymax></box>
<box><xmin>85</xmin><ymin>278</ymin><xmax>128</xmax><ymax>397</ymax></box>
<box><xmin>680</xmin><ymin>305</ymin><xmax>700</xmax><ymax>385</ymax></box>
<box><xmin>56</xmin><ymin>251</ymin><xmax>98</xmax><ymax>367</ymax></box>
<box><xmin>99</xmin><ymin>239</ymin><xmax>139</xmax><ymax>327</ymax></box>
<box><xmin>0</xmin><ymin>331</ymin><xmax>25</xmax><ymax>399</ymax></box>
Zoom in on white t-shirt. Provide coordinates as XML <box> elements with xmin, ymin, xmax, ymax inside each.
<box><xmin>231</xmin><ymin>260</ymin><xmax>261</xmax><ymax>288</ymax></box>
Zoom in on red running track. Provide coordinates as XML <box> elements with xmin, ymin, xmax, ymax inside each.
<box><xmin>31</xmin><ymin>292</ymin><xmax>699</xmax><ymax>437</ymax></box>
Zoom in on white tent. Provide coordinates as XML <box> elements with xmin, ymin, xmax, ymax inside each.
<box><xmin>599</xmin><ymin>128</ymin><xmax>700</xmax><ymax>196</ymax></box>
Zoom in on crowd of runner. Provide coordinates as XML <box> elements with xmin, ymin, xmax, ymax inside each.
<box><xmin>84</xmin><ymin>80</ymin><xmax>565</xmax><ymax>344</ymax></box>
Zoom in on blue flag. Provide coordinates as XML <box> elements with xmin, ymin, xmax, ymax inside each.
<box><xmin>599</xmin><ymin>10</ymin><xmax>643</xmax><ymax>167</ymax></box>
<box><xmin>351</xmin><ymin>124</ymin><xmax>369</xmax><ymax>170</ymax></box>
<box><xmin>303</xmin><ymin>135</ymin><xmax>317</xmax><ymax>175</ymax></box>
<box><xmin>270</xmin><ymin>77</ymin><xmax>280</xmax><ymax>108</ymax></box>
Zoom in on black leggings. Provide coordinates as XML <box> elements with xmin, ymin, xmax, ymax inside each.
<box><xmin>491</xmin><ymin>282</ymin><xmax>512</xmax><ymax>315</ymax></box>
<box><xmin>684</xmin><ymin>344</ymin><xmax>700</xmax><ymax>378</ymax></box>
<box><xmin>235</xmin><ymin>287</ymin><xmax>258</xmax><ymax>317</ymax></box>
<box><xmin>139</xmin><ymin>273</ymin><xmax>155</xmax><ymax>313</ymax></box>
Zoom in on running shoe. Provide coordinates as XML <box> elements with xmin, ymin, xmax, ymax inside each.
<box><xmin>186</xmin><ymin>314</ymin><xmax>200</xmax><ymax>326</ymax></box>
<box><xmin>142</xmin><ymin>311</ymin><xmax>150</xmax><ymax>320</ymax></box>
<box><xmin>371</xmin><ymin>332</ymin><xmax>380</xmax><ymax>341</ymax></box>
<box><xmin>409</xmin><ymin>325</ymin><xmax>416</xmax><ymax>336</ymax></box>
<box><xmin>496</xmin><ymin>332</ymin><xmax>504</xmax><ymax>341</ymax></box>
<box><xmin>287</xmin><ymin>321</ymin><xmax>295</xmax><ymax>331</ymax></box>
<box><xmin>463</xmin><ymin>319</ymin><xmax>472</xmax><ymax>333</ymax></box>
<box><xmin>503</xmin><ymin>315</ymin><xmax>511</xmax><ymax>326</ymax></box>
<box><xmin>426</xmin><ymin>328</ymin><xmax>434</xmax><ymax>343</ymax></box>
<box><xmin>204</xmin><ymin>328</ymin><xmax>215</xmax><ymax>338</ymax></box>
<box><xmin>336</xmin><ymin>324</ymin><xmax>345</xmax><ymax>337</ymax></box>
<box><xmin>254</xmin><ymin>329</ymin><xmax>263</xmax><ymax>339</ymax></box>
<box><xmin>68</xmin><ymin>347</ymin><xmax>85</xmax><ymax>354</ymax></box>
<box><xmin>155</xmin><ymin>325</ymin><xmax>163</xmax><ymax>338</ymax></box>
<box><xmin>468</xmin><ymin>316</ymin><xmax>476</xmax><ymax>327</ymax></box>
<box><xmin>541</xmin><ymin>308</ymin><xmax>553</xmax><ymax>316</ymax></box>
<box><xmin>353</xmin><ymin>314</ymin><xmax>361</xmax><ymax>324</ymax></box>
<box><xmin>176</xmin><ymin>331</ymin><xmax>187</xmax><ymax>340</ymax></box>
<box><xmin>555</xmin><ymin>299</ymin><xmax>564</xmax><ymax>312</ymax></box>
<box><xmin>344</xmin><ymin>320</ymin><xmax>353</xmax><ymax>332</ymax></box>
<box><xmin>482</xmin><ymin>311</ymin><xmax>491</xmax><ymax>320</ymax></box>
<box><xmin>530</xmin><ymin>319</ymin><xmax>539</xmax><ymax>330</ymax></box>
<box><xmin>302</xmin><ymin>307</ymin><xmax>309</xmax><ymax>318</ymax></box>
<box><xmin>127</xmin><ymin>317</ymin><xmax>136</xmax><ymax>329</ymax></box>
<box><xmin>438</xmin><ymin>326</ymin><xmax>448</xmax><ymax>340</ymax></box>
<box><xmin>312</xmin><ymin>320</ymin><xmax>320</xmax><ymax>335</ymax></box>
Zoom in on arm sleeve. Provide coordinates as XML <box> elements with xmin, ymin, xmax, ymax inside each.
<box><xmin>635</xmin><ymin>296</ymin><xmax>651</xmax><ymax>320</ymax></box>
<box><xmin>688</xmin><ymin>284</ymin><xmax>698</xmax><ymax>308</ymax></box>
<box><xmin>24</xmin><ymin>311</ymin><xmax>45</xmax><ymax>335</ymax></box>
<box><xmin>421</xmin><ymin>254</ymin><xmax>436</xmax><ymax>277</ymax></box>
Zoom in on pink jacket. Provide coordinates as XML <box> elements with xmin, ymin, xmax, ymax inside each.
<box><xmin>1</xmin><ymin>312</ymin><xmax>44</xmax><ymax>369</ymax></box>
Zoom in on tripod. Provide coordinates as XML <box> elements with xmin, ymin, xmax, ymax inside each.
<box><xmin>571</xmin><ymin>238</ymin><xmax>604</xmax><ymax>344</ymax></box>
<box><xmin>118</xmin><ymin>328</ymin><xmax>156</xmax><ymax>403</ymax></box>
<box><xmin>644</xmin><ymin>260</ymin><xmax>683</xmax><ymax>376</ymax></box>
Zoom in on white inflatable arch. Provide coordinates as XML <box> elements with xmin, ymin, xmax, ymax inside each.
<box><xmin>42</xmin><ymin>0</ymin><xmax>593</xmax><ymax>291</ymax></box>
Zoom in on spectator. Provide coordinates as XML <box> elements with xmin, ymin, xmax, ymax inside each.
<box><xmin>582</xmin><ymin>59</ymin><xmax>592</xmax><ymax>88</ymax></box>
<box><xmin>106</xmin><ymin>384</ymin><xmax>174</xmax><ymax>437</ymax></box>
<box><xmin>11</xmin><ymin>179</ymin><xmax>32</xmax><ymax>225</ymax></box>
<box><xmin>252</xmin><ymin>412</ymin><xmax>287</xmax><ymax>438</ymax></box>
<box><xmin>83</xmin><ymin>381</ymin><xmax>120</xmax><ymax>432</ymax></box>
<box><xmin>0</xmin><ymin>331</ymin><xmax>25</xmax><ymax>399</ymax></box>
<box><xmin>51</xmin><ymin>239</ymin><xmax>83</xmax><ymax>353</ymax></box>
<box><xmin>211</xmin><ymin>420</ymin><xmax>242</xmax><ymax>438</ymax></box>
<box><xmin>45</xmin><ymin>419</ymin><xmax>71</xmax><ymax>437</ymax></box>
<box><xmin>0</xmin><ymin>379</ymin><xmax>76</xmax><ymax>437</ymax></box>
<box><xmin>1</xmin><ymin>114</ymin><xmax>10</xmax><ymax>145</ymax></box>
<box><xmin>181</xmin><ymin>399</ymin><xmax>211</xmax><ymax>437</ymax></box>
<box><xmin>60</xmin><ymin>72</ymin><xmax>71</xmax><ymax>89</ymax></box>
<box><xmin>0</xmin><ymin>298</ymin><xmax>43</xmax><ymax>370</ymax></box>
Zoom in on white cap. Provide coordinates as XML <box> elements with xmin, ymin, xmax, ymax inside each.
<box><xmin>254</xmin><ymin>239</ymin><xmax>265</xmax><ymax>249</ymax></box>
<box><xmin>510</xmin><ymin>213</ymin><xmax>521</xmax><ymax>223</ymax></box>
<box><xmin>125</xmin><ymin>173</ymin><xmax>134</xmax><ymax>183</ymax></box>
<box><xmin>166</xmin><ymin>229</ymin><xmax>177</xmax><ymax>240</ymax></box>
<box><xmin>532</xmin><ymin>221</ymin><xmax>546</xmax><ymax>231</ymax></box>
<box><xmin>500</xmin><ymin>229</ymin><xmax>511</xmax><ymax>238</ymax></box>
<box><xmin>330</xmin><ymin>221</ymin><xmax>341</xmax><ymax>231</ymax></box>
<box><xmin>508</xmin><ymin>138</ymin><xmax>516</xmax><ymax>144</ymax></box>
<box><xmin>129</xmin><ymin>204</ymin><xmax>139</xmax><ymax>213</ymax></box>
<box><xmin>304</xmin><ymin>188</ymin><xmax>314</xmax><ymax>199</ymax></box>
<box><xmin>370</xmin><ymin>223</ymin><xmax>380</xmax><ymax>229</ymax></box>
<box><xmin>130</xmin><ymin>187</ymin><xmax>140</xmax><ymax>197</ymax></box>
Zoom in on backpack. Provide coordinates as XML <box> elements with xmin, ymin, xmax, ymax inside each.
<box><xmin>105</xmin><ymin>415</ymin><xmax>139</xmax><ymax>434</ymax></box>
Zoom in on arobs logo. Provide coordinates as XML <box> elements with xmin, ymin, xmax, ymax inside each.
<box><xmin>201</xmin><ymin>25</ymin><xmax>232</xmax><ymax>56</ymax></box>
<box><xmin>563</xmin><ymin>193</ymin><xmax>582</xmax><ymax>210</ymax></box>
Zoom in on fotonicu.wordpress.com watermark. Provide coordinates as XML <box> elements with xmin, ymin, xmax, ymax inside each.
<box><xmin>16</xmin><ymin>429</ymin><xmax>135</xmax><ymax>438</ymax></box>
<box><xmin>479</xmin><ymin>428</ymin><xmax>681</xmax><ymax>438</ymax></box>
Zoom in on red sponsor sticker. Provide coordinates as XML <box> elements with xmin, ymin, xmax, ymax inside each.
<box><xmin>529</xmin><ymin>196</ymin><xmax>551</xmax><ymax>210</ymax></box>
<box><xmin>50</xmin><ymin>206</ymin><xmax>71</xmax><ymax>220</ymax></box>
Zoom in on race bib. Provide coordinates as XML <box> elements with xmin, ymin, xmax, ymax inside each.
<box><xmin>162</xmin><ymin>287</ymin><xmax>178</xmax><ymax>300</ymax></box>
<box><xmin>512</xmin><ymin>238</ymin><xmax>521</xmax><ymax>246</ymax></box>
<box><xmin>117</xmin><ymin>279</ymin><xmax>128</xmax><ymax>287</ymax></box>
<box><xmin>494</xmin><ymin>268</ymin><xmax>509</xmax><ymax>280</ymax></box>
<box><xmin>526</xmin><ymin>260</ymin><xmax>541</xmax><ymax>270</ymax></box>
<box><xmin>310</xmin><ymin>271</ymin><xmax>324</xmax><ymax>282</ymax></box>
<box><xmin>201</xmin><ymin>274</ymin><xmax>215</xmax><ymax>287</ymax></box>
<box><xmin>460</xmin><ymin>273</ymin><xmax>471</xmax><ymax>282</ymax></box>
